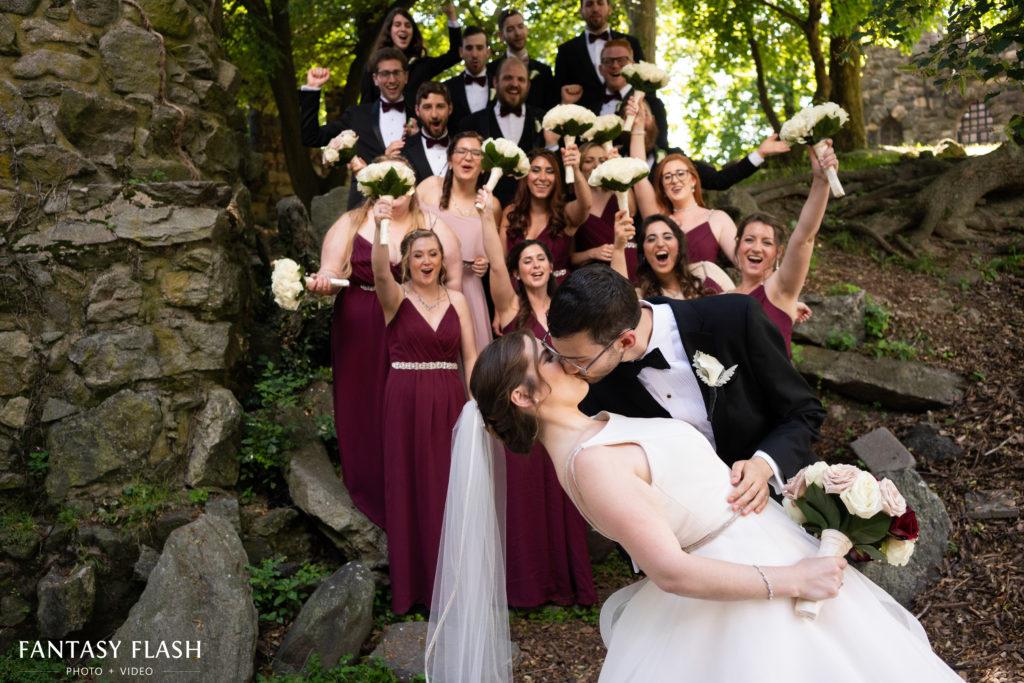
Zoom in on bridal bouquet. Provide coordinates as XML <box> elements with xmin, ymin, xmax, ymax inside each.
<box><xmin>587</xmin><ymin>157</ymin><xmax>650</xmax><ymax>220</ymax></box>
<box><xmin>271</xmin><ymin>258</ymin><xmax>349</xmax><ymax>310</ymax></box>
<box><xmin>779</xmin><ymin>102</ymin><xmax>848</xmax><ymax>197</ymax></box>
<box><xmin>782</xmin><ymin>462</ymin><xmax>918</xmax><ymax>619</ymax></box>
<box><xmin>542</xmin><ymin>104</ymin><xmax>596</xmax><ymax>183</ymax></box>
<box><xmin>321</xmin><ymin>130</ymin><xmax>358</xmax><ymax>167</ymax></box>
<box><xmin>476</xmin><ymin>137</ymin><xmax>530</xmax><ymax>210</ymax></box>
<box><xmin>581</xmin><ymin>114</ymin><xmax>625</xmax><ymax>153</ymax></box>
<box><xmin>621</xmin><ymin>61</ymin><xmax>669</xmax><ymax>131</ymax></box>
<box><xmin>356</xmin><ymin>161</ymin><xmax>417</xmax><ymax>245</ymax></box>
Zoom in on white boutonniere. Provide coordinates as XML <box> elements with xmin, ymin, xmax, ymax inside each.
<box><xmin>489</xmin><ymin>87</ymin><xmax>496</xmax><ymax>102</ymax></box>
<box><xmin>655</xmin><ymin>148</ymin><xmax>667</xmax><ymax>164</ymax></box>
<box><xmin>534</xmin><ymin>118</ymin><xmax>542</xmax><ymax>133</ymax></box>
<box><xmin>691</xmin><ymin>351</ymin><xmax>736</xmax><ymax>419</ymax></box>
<box><xmin>529</xmin><ymin>68</ymin><xmax>539</xmax><ymax>80</ymax></box>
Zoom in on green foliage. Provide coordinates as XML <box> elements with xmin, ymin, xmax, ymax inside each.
<box><xmin>517</xmin><ymin>604</ymin><xmax>602</xmax><ymax>626</ymax></box>
<box><xmin>826</xmin><ymin>282</ymin><xmax>862</xmax><ymax>296</ymax></box>
<box><xmin>256</xmin><ymin>654</ymin><xmax>421</xmax><ymax>683</ymax></box>
<box><xmin>188</xmin><ymin>488</ymin><xmax>210</xmax><ymax>506</ymax></box>
<box><xmin>825</xmin><ymin>331</ymin><xmax>858</xmax><ymax>351</ymax></box>
<box><xmin>867</xmin><ymin>339</ymin><xmax>918</xmax><ymax>360</ymax></box>
<box><xmin>0</xmin><ymin>508</ymin><xmax>38</xmax><ymax>546</ymax></box>
<box><xmin>27</xmin><ymin>449</ymin><xmax>49</xmax><ymax>479</ymax></box>
<box><xmin>790</xmin><ymin>342</ymin><xmax>804</xmax><ymax>365</ymax></box>
<box><xmin>0</xmin><ymin>646</ymin><xmax>70</xmax><ymax>682</ymax></box>
<box><xmin>97</xmin><ymin>483</ymin><xmax>179</xmax><ymax>528</ymax></box>
<box><xmin>863</xmin><ymin>296</ymin><xmax>890</xmax><ymax>339</ymax></box>
<box><xmin>239</xmin><ymin>414</ymin><xmax>294</xmax><ymax>489</ymax></box>
<box><xmin>794</xmin><ymin>483</ymin><xmax>893</xmax><ymax>548</ymax></box>
<box><xmin>248</xmin><ymin>557</ymin><xmax>332</xmax><ymax>625</ymax></box>
<box><xmin>372</xmin><ymin>587</ymin><xmax>426</xmax><ymax>632</ymax></box>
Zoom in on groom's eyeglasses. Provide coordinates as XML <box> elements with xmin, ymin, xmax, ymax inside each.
<box><xmin>540</xmin><ymin>329</ymin><xmax>632</xmax><ymax>376</ymax></box>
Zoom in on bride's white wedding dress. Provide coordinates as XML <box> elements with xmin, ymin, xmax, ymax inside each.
<box><xmin>568</xmin><ymin>413</ymin><xmax>963</xmax><ymax>682</ymax></box>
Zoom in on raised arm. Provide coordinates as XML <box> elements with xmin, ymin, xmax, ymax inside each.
<box><xmin>569</xmin><ymin>444</ymin><xmax>846</xmax><ymax>601</ymax></box>
<box><xmin>625</xmin><ymin>97</ymin><xmax>660</xmax><ymax>217</ymax></box>
<box><xmin>370</xmin><ymin>199</ymin><xmax>405</xmax><ymax>322</ymax></box>
<box><xmin>477</xmin><ymin>188</ymin><xmax>518</xmax><ymax>324</ymax></box>
<box><xmin>563</xmin><ymin>144</ymin><xmax>592</xmax><ymax>232</ymax></box>
<box><xmin>609</xmin><ymin>209</ymin><xmax>633</xmax><ymax>281</ymax></box>
<box><xmin>766</xmin><ymin>141</ymin><xmax>835</xmax><ymax>318</ymax></box>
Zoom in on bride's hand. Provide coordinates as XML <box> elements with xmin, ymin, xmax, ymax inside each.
<box><xmin>790</xmin><ymin>557</ymin><xmax>847</xmax><ymax>601</ymax></box>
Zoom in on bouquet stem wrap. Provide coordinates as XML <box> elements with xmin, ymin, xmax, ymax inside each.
<box><xmin>813</xmin><ymin>140</ymin><xmax>844</xmax><ymax>198</ymax></box>
<box><xmin>475</xmin><ymin>168</ymin><xmax>505</xmax><ymax>211</ymax></box>
<box><xmin>379</xmin><ymin>195</ymin><xmax>394</xmax><ymax>245</ymax></box>
<box><xmin>795</xmin><ymin>528</ymin><xmax>851</xmax><ymax>620</ymax></box>
<box><xmin>622</xmin><ymin>91</ymin><xmax>645</xmax><ymax>134</ymax></box>
<box><xmin>615</xmin><ymin>190</ymin><xmax>630</xmax><ymax>220</ymax></box>
<box><xmin>304</xmin><ymin>276</ymin><xmax>349</xmax><ymax>289</ymax></box>
<box><xmin>564</xmin><ymin>135</ymin><xmax>577</xmax><ymax>184</ymax></box>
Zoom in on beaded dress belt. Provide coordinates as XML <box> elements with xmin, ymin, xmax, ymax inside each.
<box><xmin>624</xmin><ymin>242</ymin><xmax>636</xmax><ymax>249</ymax></box>
<box><xmin>391</xmin><ymin>361</ymin><xmax>458</xmax><ymax>370</ymax></box>
<box><xmin>359</xmin><ymin>284</ymin><xmax>376</xmax><ymax>292</ymax></box>
<box><xmin>682</xmin><ymin>510</ymin><xmax>740</xmax><ymax>553</ymax></box>
<box><xmin>552</xmin><ymin>269</ymin><xmax>567</xmax><ymax>278</ymax></box>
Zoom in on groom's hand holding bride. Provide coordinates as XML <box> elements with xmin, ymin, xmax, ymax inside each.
<box><xmin>727</xmin><ymin>458</ymin><xmax>773</xmax><ymax>515</ymax></box>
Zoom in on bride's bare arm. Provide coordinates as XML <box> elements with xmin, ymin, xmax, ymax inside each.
<box><xmin>569</xmin><ymin>444</ymin><xmax>846</xmax><ymax>601</ymax></box>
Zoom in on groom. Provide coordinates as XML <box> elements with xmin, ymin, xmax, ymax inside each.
<box><xmin>546</xmin><ymin>266</ymin><xmax>824</xmax><ymax>514</ymax></box>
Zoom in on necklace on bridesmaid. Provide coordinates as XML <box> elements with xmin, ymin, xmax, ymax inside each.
<box><xmin>407</xmin><ymin>284</ymin><xmax>444</xmax><ymax>310</ymax></box>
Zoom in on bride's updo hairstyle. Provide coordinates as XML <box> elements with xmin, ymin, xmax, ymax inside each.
<box><xmin>470</xmin><ymin>330</ymin><xmax>545</xmax><ymax>454</ymax></box>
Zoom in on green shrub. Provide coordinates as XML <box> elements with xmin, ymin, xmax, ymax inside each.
<box><xmin>825</xmin><ymin>331</ymin><xmax>858</xmax><ymax>351</ymax></box>
<box><xmin>825</xmin><ymin>283</ymin><xmax>861</xmax><ymax>296</ymax></box>
<box><xmin>256</xmin><ymin>654</ymin><xmax>420</xmax><ymax>682</ymax></box>
<box><xmin>863</xmin><ymin>297</ymin><xmax>890</xmax><ymax>339</ymax></box>
<box><xmin>248</xmin><ymin>558</ymin><xmax>332</xmax><ymax>625</ymax></box>
<box><xmin>27</xmin><ymin>450</ymin><xmax>49</xmax><ymax>479</ymax></box>
<box><xmin>0</xmin><ymin>646</ymin><xmax>70</xmax><ymax>682</ymax></box>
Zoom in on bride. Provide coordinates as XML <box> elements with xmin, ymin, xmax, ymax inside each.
<box><xmin>425</xmin><ymin>329</ymin><xmax>963</xmax><ymax>682</ymax></box>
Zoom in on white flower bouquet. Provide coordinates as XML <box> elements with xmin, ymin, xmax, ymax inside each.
<box><xmin>542</xmin><ymin>104</ymin><xmax>596</xmax><ymax>183</ymax></box>
<box><xmin>321</xmin><ymin>130</ymin><xmax>358</xmax><ymax>167</ymax></box>
<box><xmin>581</xmin><ymin>114</ymin><xmax>625</xmax><ymax>153</ymax></box>
<box><xmin>779</xmin><ymin>102</ymin><xmax>849</xmax><ymax>197</ymax></box>
<box><xmin>587</xmin><ymin>156</ymin><xmax>649</xmax><ymax>219</ymax></box>
<box><xmin>271</xmin><ymin>258</ymin><xmax>349</xmax><ymax>310</ymax></box>
<box><xmin>782</xmin><ymin>462</ymin><xmax>919</xmax><ymax>619</ymax></box>
<box><xmin>476</xmin><ymin>137</ymin><xmax>530</xmax><ymax>210</ymax></box>
<box><xmin>356</xmin><ymin>161</ymin><xmax>417</xmax><ymax>245</ymax></box>
<box><xmin>621</xmin><ymin>61</ymin><xmax>669</xmax><ymax>131</ymax></box>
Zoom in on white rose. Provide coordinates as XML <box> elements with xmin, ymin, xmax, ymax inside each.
<box><xmin>803</xmin><ymin>461</ymin><xmax>829</xmax><ymax>487</ymax></box>
<box><xmin>881</xmin><ymin>537</ymin><xmax>915</xmax><ymax>566</ymax></box>
<box><xmin>622</xmin><ymin>61</ymin><xmax>669</xmax><ymax>88</ymax></box>
<box><xmin>839</xmin><ymin>471</ymin><xmax>883</xmax><ymax>519</ymax></box>
<box><xmin>582</xmin><ymin>114</ymin><xmax>624</xmax><ymax>141</ymax></box>
<box><xmin>587</xmin><ymin>157</ymin><xmax>649</xmax><ymax>189</ymax></box>
<box><xmin>878</xmin><ymin>478</ymin><xmax>907</xmax><ymax>517</ymax></box>
<box><xmin>783</xmin><ymin>498</ymin><xmax>807</xmax><ymax>524</ymax></box>
<box><xmin>271</xmin><ymin>258</ymin><xmax>304</xmax><ymax>311</ymax></box>
<box><xmin>542</xmin><ymin>104</ymin><xmax>595</xmax><ymax>131</ymax></box>
<box><xmin>322</xmin><ymin>147</ymin><xmax>339</xmax><ymax>164</ymax></box>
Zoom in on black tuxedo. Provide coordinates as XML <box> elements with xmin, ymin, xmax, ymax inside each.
<box><xmin>594</xmin><ymin>88</ymin><xmax>670</xmax><ymax>151</ymax></box>
<box><xmin>443</xmin><ymin>72</ymin><xmax>493</xmax><ymax>131</ymax></box>
<box><xmin>359</xmin><ymin>24</ymin><xmax>462</xmax><ymax>105</ymax></box>
<box><xmin>578</xmin><ymin>294</ymin><xmax>823</xmax><ymax>479</ymax></box>
<box><xmin>653</xmin><ymin>146</ymin><xmax>758</xmax><ymax>193</ymax></box>
<box><xmin>456</xmin><ymin>103</ymin><xmax>546</xmax><ymax>205</ymax></box>
<box><xmin>399</xmin><ymin>132</ymin><xmax>440</xmax><ymax>183</ymax></box>
<box><xmin>300</xmin><ymin>89</ymin><xmax>397</xmax><ymax>209</ymax></box>
<box><xmin>487</xmin><ymin>56</ymin><xmax>556</xmax><ymax>112</ymax></box>
<box><xmin>555</xmin><ymin>31</ymin><xmax>644</xmax><ymax>113</ymax></box>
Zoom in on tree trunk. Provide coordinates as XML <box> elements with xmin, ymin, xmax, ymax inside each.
<box><xmin>829</xmin><ymin>33</ymin><xmax>866</xmax><ymax>150</ymax></box>
<box><xmin>803</xmin><ymin>0</ymin><xmax>830</xmax><ymax>103</ymax></box>
<box><xmin>627</xmin><ymin>0</ymin><xmax>657</xmax><ymax>62</ymax></box>
<box><xmin>748</xmin><ymin>29</ymin><xmax>781</xmax><ymax>132</ymax></box>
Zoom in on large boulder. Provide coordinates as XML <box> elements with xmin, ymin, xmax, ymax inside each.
<box><xmin>242</xmin><ymin>507</ymin><xmax>315</xmax><ymax>565</ymax></box>
<box><xmin>273</xmin><ymin>561</ymin><xmax>375</xmax><ymax>674</ymax></box>
<box><xmin>859</xmin><ymin>468</ymin><xmax>952</xmax><ymax>607</ymax></box>
<box><xmin>45</xmin><ymin>389</ymin><xmax>162</xmax><ymax>502</ymax></box>
<box><xmin>280</xmin><ymin>407</ymin><xmax>387</xmax><ymax>569</ymax></box>
<box><xmin>110</xmin><ymin>206</ymin><xmax>230</xmax><ymax>247</ymax></box>
<box><xmin>0</xmin><ymin>331</ymin><xmax>35</xmax><ymax>395</ymax></box>
<box><xmin>56</xmin><ymin>87</ymin><xmax>138</xmax><ymax>158</ymax></box>
<box><xmin>901</xmin><ymin>422</ymin><xmax>964</xmax><ymax>463</ymax></box>
<box><xmin>796</xmin><ymin>346</ymin><xmax>965</xmax><ymax>410</ymax></box>
<box><xmin>370</xmin><ymin>622</ymin><xmax>429</xmax><ymax>683</ymax></box>
<box><xmin>792</xmin><ymin>290</ymin><xmax>867</xmax><ymax>346</ymax></box>
<box><xmin>185</xmin><ymin>387</ymin><xmax>243</xmax><ymax>488</ymax></box>
<box><xmin>11</xmin><ymin>48</ymin><xmax>98</xmax><ymax>83</ymax></box>
<box><xmin>107</xmin><ymin>514</ymin><xmax>257</xmax><ymax>682</ymax></box>
<box><xmin>98</xmin><ymin>23</ymin><xmax>161</xmax><ymax>95</ymax></box>
<box><xmin>36</xmin><ymin>565</ymin><xmax>96</xmax><ymax>638</ymax></box>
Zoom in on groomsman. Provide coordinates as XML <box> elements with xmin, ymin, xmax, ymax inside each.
<box><xmin>596</xmin><ymin>39</ymin><xmax>668</xmax><ymax>149</ymax></box>
<box><xmin>442</xmin><ymin>26</ymin><xmax>492</xmax><ymax>127</ymax></box>
<box><xmin>555</xmin><ymin>0</ymin><xmax>644</xmax><ymax>112</ymax></box>
<box><xmin>487</xmin><ymin>9</ymin><xmax>555</xmax><ymax>112</ymax></box>
<box><xmin>402</xmin><ymin>82</ymin><xmax>454</xmax><ymax>182</ymax></box>
<box><xmin>300</xmin><ymin>48</ymin><xmax>411</xmax><ymax>208</ymax></box>
<box><xmin>458</xmin><ymin>58</ymin><xmax>546</xmax><ymax>204</ymax></box>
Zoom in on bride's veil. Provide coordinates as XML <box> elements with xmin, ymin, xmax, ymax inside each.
<box><xmin>425</xmin><ymin>400</ymin><xmax>512</xmax><ymax>683</ymax></box>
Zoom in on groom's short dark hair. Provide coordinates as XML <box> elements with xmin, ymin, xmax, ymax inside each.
<box><xmin>549</xmin><ymin>265</ymin><xmax>641</xmax><ymax>345</ymax></box>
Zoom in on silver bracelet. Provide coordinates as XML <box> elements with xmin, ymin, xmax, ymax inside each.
<box><xmin>753</xmin><ymin>565</ymin><xmax>774</xmax><ymax>600</ymax></box>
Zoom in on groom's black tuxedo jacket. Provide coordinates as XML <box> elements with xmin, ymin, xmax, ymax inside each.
<box><xmin>578</xmin><ymin>294</ymin><xmax>824</xmax><ymax>479</ymax></box>
<box><xmin>555</xmin><ymin>31</ymin><xmax>645</xmax><ymax>114</ymax></box>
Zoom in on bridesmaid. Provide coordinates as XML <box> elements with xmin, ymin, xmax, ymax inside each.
<box><xmin>307</xmin><ymin>156</ymin><xmax>461</xmax><ymax>529</ymax></box>
<box><xmin>417</xmin><ymin>131</ymin><xmax>492</xmax><ymax>354</ymax></box>
<box><xmin>370</xmin><ymin>195</ymin><xmax>478</xmax><ymax>614</ymax></box>
<box><xmin>627</xmin><ymin>102</ymin><xmax>739</xmax><ymax>266</ymax></box>
<box><xmin>499</xmin><ymin>148</ymin><xmax>591</xmax><ymax>286</ymax></box>
<box><xmin>629</xmin><ymin>214</ymin><xmax>731</xmax><ymax>300</ymax></box>
<box><xmin>477</xmin><ymin>186</ymin><xmax>596</xmax><ymax>608</ymax></box>
<box><xmin>572</xmin><ymin>141</ymin><xmax>640</xmax><ymax>282</ymax></box>
<box><xmin>731</xmin><ymin>142</ymin><xmax>837</xmax><ymax>356</ymax></box>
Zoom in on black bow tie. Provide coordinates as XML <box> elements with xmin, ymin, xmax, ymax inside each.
<box><xmin>621</xmin><ymin>347</ymin><xmax>670</xmax><ymax>378</ymax></box>
<box><xmin>425</xmin><ymin>135</ymin><xmax>450</xmax><ymax>149</ymax></box>
<box><xmin>465</xmin><ymin>74</ymin><xmax>487</xmax><ymax>87</ymax></box>
<box><xmin>603</xmin><ymin>90</ymin><xmax>622</xmax><ymax>103</ymax></box>
<box><xmin>381</xmin><ymin>100</ymin><xmax>405</xmax><ymax>113</ymax></box>
<box><xmin>588</xmin><ymin>30</ymin><xmax>611</xmax><ymax>43</ymax></box>
<box><xmin>499</xmin><ymin>104</ymin><xmax>523</xmax><ymax>117</ymax></box>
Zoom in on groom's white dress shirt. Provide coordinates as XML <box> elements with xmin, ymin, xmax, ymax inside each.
<box><xmin>636</xmin><ymin>302</ymin><xmax>784</xmax><ymax>492</ymax></box>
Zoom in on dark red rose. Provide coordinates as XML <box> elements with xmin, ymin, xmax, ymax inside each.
<box><xmin>846</xmin><ymin>547</ymin><xmax>874</xmax><ymax>563</ymax></box>
<box><xmin>889</xmin><ymin>508</ymin><xmax>919</xmax><ymax>540</ymax></box>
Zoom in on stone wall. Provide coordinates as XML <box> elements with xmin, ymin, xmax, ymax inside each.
<box><xmin>861</xmin><ymin>34</ymin><xmax>1024</xmax><ymax>146</ymax></box>
<box><xmin>0</xmin><ymin>0</ymin><xmax>260</xmax><ymax>645</ymax></box>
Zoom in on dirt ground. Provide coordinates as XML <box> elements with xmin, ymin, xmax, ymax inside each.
<box><xmin>510</xmin><ymin>230</ymin><xmax>1024</xmax><ymax>682</ymax></box>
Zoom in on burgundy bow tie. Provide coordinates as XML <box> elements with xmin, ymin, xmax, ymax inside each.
<box><xmin>425</xmin><ymin>135</ymin><xmax>450</xmax><ymax>149</ymax></box>
<box><xmin>381</xmin><ymin>100</ymin><xmax>405</xmax><ymax>113</ymax></box>
<box><xmin>603</xmin><ymin>90</ymin><xmax>622</xmax><ymax>103</ymax></box>
<box><xmin>588</xmin><ymin>30</ymin><xmax>611</xmax><ymax>43</ymax></box>
<box><xmin>499</xmin><ymin>104</ymin><xmax>523</xmax><ymax>117</ymax></box>
<box><xmin>465</xmin><ymin>74</ymin><xmax>487</xmax><ymax>87</ymax></box>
